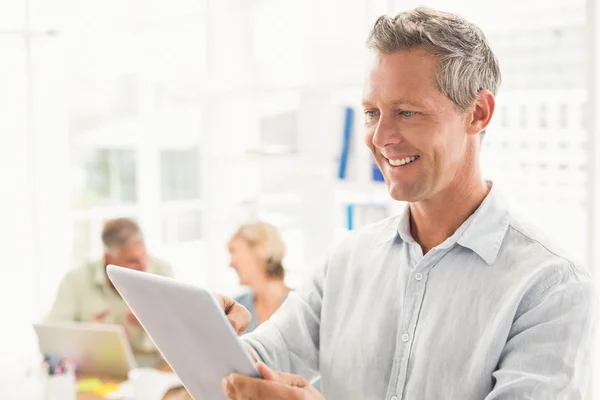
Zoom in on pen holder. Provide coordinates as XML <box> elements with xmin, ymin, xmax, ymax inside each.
<box><xmin>44</xmin><ymin>370</ymin><xmax>76</xmax><ymax>400</ymax></box>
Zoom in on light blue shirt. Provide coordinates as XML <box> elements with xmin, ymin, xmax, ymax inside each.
<box><xmin>243</xmin><ymin>185</ymin><xmax>598</xmax><ymax>399</ymax></box>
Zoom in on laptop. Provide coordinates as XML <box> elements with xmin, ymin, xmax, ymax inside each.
<box><xmin>33</xmin><ymin>321</ymin><xmax>137</xmax><ymax>377</ymax></box>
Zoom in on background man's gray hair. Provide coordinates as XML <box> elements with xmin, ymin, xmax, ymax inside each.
<box><xmin>101</xmin><ymin>217</ymin><xmax>144</xmax><ymax>254</ymax></box>
<box><xmin>367</xmin><ymin>7</ymin><xmax>501</xmax><ymax>136</ymax></box>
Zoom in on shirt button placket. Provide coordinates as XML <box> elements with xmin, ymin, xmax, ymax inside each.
<box><xmin>394</xmin><ymin>267</ymin><xmax>429</xmax><ymax>400</ymax></box>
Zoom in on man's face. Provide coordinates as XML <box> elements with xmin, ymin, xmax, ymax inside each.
<box><xmin>105</xmin><ymin>242</ymin><xmax>148</xmax><ymax>272</ymax></box>
<box><xmin>362</xmin><ymin>48</ymin><xmax>473</xmax><ymax>202</ymax></box>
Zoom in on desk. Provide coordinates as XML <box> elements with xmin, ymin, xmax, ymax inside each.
<box><xmin>77</xmin><ymin>384</ymin><xmax>190</xmax><ymax>400</ymax></box>
<box><xmin>76</xmin><ymin>363</ymin><xmax>192</xmax><ymax>400</ymax></box>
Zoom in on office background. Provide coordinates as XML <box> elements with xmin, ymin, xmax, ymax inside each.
<box><xmin>1</xmin><ymin>0</ymin><xmax>599</xmax><ymax>395</ymax></box>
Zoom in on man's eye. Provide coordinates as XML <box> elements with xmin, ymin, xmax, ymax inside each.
<box><xmin>365</xmin><ymin>110</ymin><xmax>379</xmax><ymax>119</ymax></box>
<box><xmin>399</xmin><ymin>111</ymin><xmax>416</xmax><ymax>118</ymax></box>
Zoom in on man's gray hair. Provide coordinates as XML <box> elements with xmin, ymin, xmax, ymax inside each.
<box><xmin>101</xmin><ymin>217</ymin><xmax>144</xmax><ymax>254</ymax></box>
<box><xmin>367</xmin><ymin>7</ymin><xmax>501</xmax><ymax>112</ymax></box>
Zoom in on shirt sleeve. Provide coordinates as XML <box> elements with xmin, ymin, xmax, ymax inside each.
<box><xmin>241</xmin><ymin>254</ymin><xmax>329</xmax><ymax>382</ymax></box>
<box><xmin>46</xmin><ymin>271</ymin><xmax>79</xmax><ymax>322</ymax></box>
<box><xmin>485</xmin><ymin>270</ymin><xmax>598</xmax><ymax>399</ymax></box>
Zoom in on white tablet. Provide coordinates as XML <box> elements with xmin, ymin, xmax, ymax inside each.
<box><xmin>106</xmin><ymin>264</ymin><xmax>259</xmax><ymax>400</ymax></box>
<box><xmin>33</xmin><ymin>321</ymin><xmax>136</xmax><ymax>377</ymax></box>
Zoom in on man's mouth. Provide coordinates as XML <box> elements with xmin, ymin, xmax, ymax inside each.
<box><xmin>386</xmin><ymin>155</ymin><xmax>420</xmax><ymax>167</ymax></box>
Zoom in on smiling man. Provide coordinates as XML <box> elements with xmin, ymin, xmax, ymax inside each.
<box><xmin>219</xmin><ymin>7</ymin><xmax>597</xmax><ymax>400</ymax></box>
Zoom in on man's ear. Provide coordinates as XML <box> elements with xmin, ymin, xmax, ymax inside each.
<box><xmin>467</xmin><ymin>90</ymin><xmax>495</xmax><ymax>135</ymax></box>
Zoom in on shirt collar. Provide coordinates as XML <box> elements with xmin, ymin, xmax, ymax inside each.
<box><xmin>455</xmin><ymin>184</ymin><xmax>510</xmax><ymax>265</ymax></box>
<box><xmin>92</xmin><ymin>260</ymin><xmax>109</xmax><ymax>287</ymax></box>
<box><xmin>395</xmin><ymin>182</ymin><xmax>510</xmax><ymax>265</ymax></box>
<box><xmin>397</xmin><ymin>204</ymin><xmax>415</xmax><ymax>244</ymax></box>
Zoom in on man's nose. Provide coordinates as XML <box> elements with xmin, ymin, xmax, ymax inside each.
<box><xmin>371</xmin><ymin>114</ymin><xmax>403</xmax><ymax>148</ymax></box>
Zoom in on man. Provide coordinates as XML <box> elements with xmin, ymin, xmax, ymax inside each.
<box><xmin>218</xmin><ymin>7</ymin><xmax>598</xmax><ymax>400</ymax></box>
<box><xmin>47</xmin><ymin>217</ymin><xmax>173</xmax><ymax>352</ymax></box>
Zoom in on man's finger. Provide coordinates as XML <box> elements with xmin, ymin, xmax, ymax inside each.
<box><xmin>124</xmin><ymin>308</ymin><xmax>142</xmax><ymax>326</ymax></box>
<box><xmin>257</xmin><ymin>363</ymin><xmax>309</xmax><ymax>388</ymax></box>
<box><xmin>216</xmin><ymin>294</ymin><xmax>251</xmax><ymax>335</ymax></box>
<box><xmin>222</xmin><ymin>373</ymin><xmax>304</xmax><ymax>400</ymax></box>
<box><xmin>217</xmin><ymin>294</ymin><xmax>235</xmax><ymax>312</ymax></box>
<box><xmin>230</xmin><ymin>303</ymin><xmax>251</xmax><ymax>334</ymax></box>
<box><xmin>227</xmin><ymin>316</ymin><xmax>241</xmax><ymax>334</ymax></box>
<box><xmin>98</xmin><ymin>307</ymin><xmax>112</xmax><ymax>317</ymax></box>
<box><xmin>93</xmin><ymin>307</ymin><xmax>111</xmax><ymax>321</ymax></box>
<box><xmin>257</xmin><ymin>362</ymin><xmax>279</xmax><ymax>381</ymax></box>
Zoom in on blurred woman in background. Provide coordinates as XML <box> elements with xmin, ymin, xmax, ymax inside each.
<box><xmin>228</xmin><ymin>221</ymin><xmax>291</xmax><ymax>333</ymax></box>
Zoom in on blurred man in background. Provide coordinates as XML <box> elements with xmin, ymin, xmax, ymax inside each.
<box><xmin>47</xmin><ymin>217</ymin><xmax>173</xmax><ymax>352</ymax></box>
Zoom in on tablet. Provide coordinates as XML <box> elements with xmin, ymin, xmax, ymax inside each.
<box><xmin>33</xmin><ymin>321</ymin><xmax>136</xmax><ymax>377</ymax></box>
<box><xmin>106</xmin><ymin>264</ymin><xmax>259</xmax><ymax>400</ymax></box>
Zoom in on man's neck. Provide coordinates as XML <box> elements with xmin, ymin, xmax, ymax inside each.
<box><xmin>409</xmin><ymin>175</ymin><xmax>490</xmax><ymax>255</ymax></box>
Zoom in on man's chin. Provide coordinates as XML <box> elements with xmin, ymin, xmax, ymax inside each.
<box><xmin>387</xmin><ymin>183</ymin><xmax>412</xmax><ymax>202</ymax></box>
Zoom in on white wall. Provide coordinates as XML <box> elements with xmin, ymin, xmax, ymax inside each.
<box><xmin>587</xmin><ymin>0</ymin><xmax>600</xmax><ymax>397</ymax></box>
<box><xmin>0</xmin><ymin>35</ymin><xmax>50</xmax><ymax>391</ymax></box>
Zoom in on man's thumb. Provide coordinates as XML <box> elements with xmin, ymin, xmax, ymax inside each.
<box><xmin>257</xmin><ymin>362</ymin><xmax>278</xmax><ymax>380</ymax></box>
<box><xmin>257</xmin><ymin>363</ymin><xmax>308</xmax><ymax>387</ymax></box>
<box><xmin>95</xmin><ymin>307</ymin><xmax>111</xmax><ymax>318</ymax></box>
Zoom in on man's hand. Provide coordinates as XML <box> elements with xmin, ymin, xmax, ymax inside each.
<box><xmin>92</xmin><ymin>307</ymin><xmax>132</xmax><ymax>338</ymax></box>
<box><xmin>216</xmin><ymin>294</ymin><xmax>252</xmax><ymax>335</ymax></box>
<box><xmin>92</xmin><ymin>307</ymin><xmax>112</xmax><ymax>323</ymax></box>
<box><xmin>222</xmin><ymin>363</ymin><xmax>324</xmax><ymax>400</ymax></box>
<box><xmin>124</xmin><ymin>308</ymin><xmax>142</xmax><ymax>328</ymax></box>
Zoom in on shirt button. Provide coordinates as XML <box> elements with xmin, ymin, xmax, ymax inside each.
<box><xmin>401</xmin><ymin>333</ymin><xmax>410</xmax><ymax>342</ymax></box>
<box><xmin>415</xmin><ymin>272</ymin><xmax>423</xmax><ymax>281</ymax></box>
<box><xmin>391</xmin><ymin>396</ymin><xmax>399</xmax><ymax>400</ymax></box>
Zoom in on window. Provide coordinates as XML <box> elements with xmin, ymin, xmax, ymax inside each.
<box><xmin>73</xmin><ymin>149</ymin><xmax>137</xmax><ymax>208</ymax></box>
<box><xmin>162</xmin><ymin>209</ymin><xmax>202</xmax><ymax>244</ymax></box>
<box><xmin>0</xmin><ymin>34</ymin><xmax>36</xmax><ymax>324</ymax></box>
<box><xmin>160</xmin><ymin>147</ymin><xmax>200</xmax><ymax>202</ymax></box>
<box><xmin>62</xmin><ymin>0</ymin><xmax>207</xmax><ymax>274</ymax></box>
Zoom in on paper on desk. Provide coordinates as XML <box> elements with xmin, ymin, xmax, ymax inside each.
<box><xmin>105</xmin><ymin>372</ymin><xmax>181</xmax><ymax>400</ymax></box>
<box><xmin>77</xmin><ymin>378</ymin><xmax>103</xmax><ymax>392</ymax></box>
<box><xmin>93</xmin><ymin>382</ymin><xmax>120</xmax><ymax>396</ymax></box>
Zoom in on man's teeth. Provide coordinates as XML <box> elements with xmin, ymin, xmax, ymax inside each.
<box><xmin>389</xmin><ymin>156</ymin><xmax>419</xmax><ymax>167</ymax></box>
